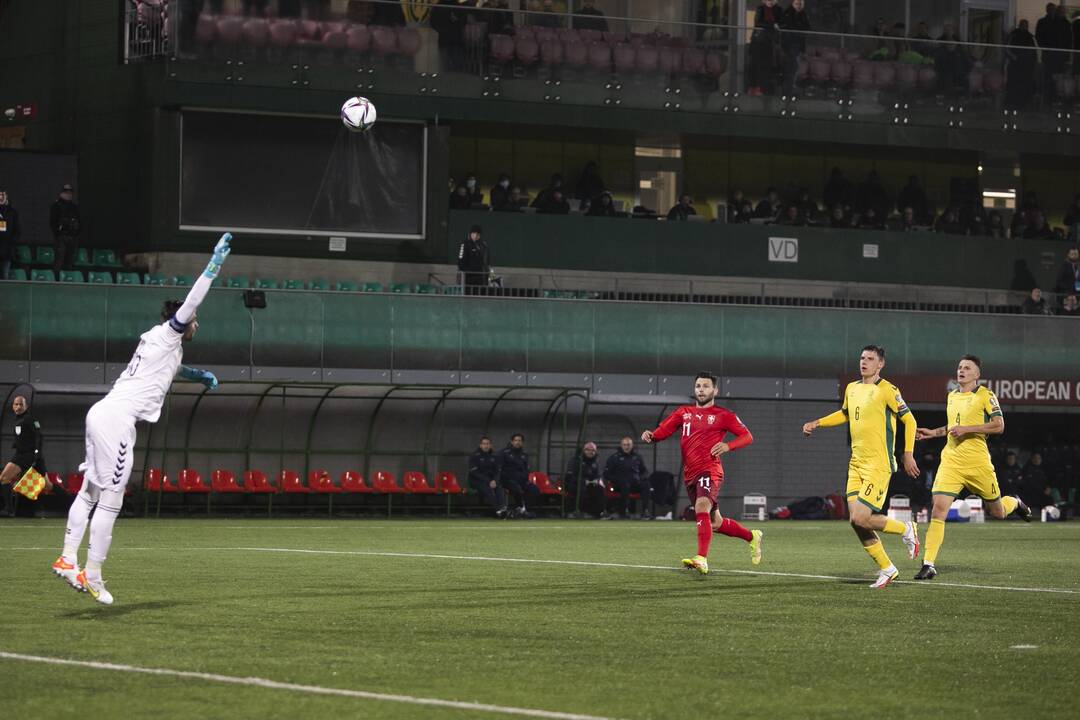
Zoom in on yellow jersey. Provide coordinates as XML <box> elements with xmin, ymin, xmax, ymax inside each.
<box><xmin>842</xmin><ymin>378</ymin><xmax>912</xmax><ymax>474</ymax></box>
<box><xmin>940</xmin><ymin>385</ymin><xmax>1002</xmax><ymax>470</ymax></box>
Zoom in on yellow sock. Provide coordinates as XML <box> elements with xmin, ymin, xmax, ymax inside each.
<box><xmin>882</xmin><ymin>518</ymin><xmax>906</xmax><ymax>535</ymax></box>
<box><xmin>924</xmin><ymin>518</ymin><xmax>946</xmax><ymax>565</ymax></box>
<box><xmin>863</xmin><ymin>540</ymin><xmax>893</xmax><ymax>570</ymax></box>
<box><xmin>1000</xmin><ymin>496</ymin><xmax>1018</xmax><ymax>516</ymax></box>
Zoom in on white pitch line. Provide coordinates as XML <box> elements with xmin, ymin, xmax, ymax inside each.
<box><xmin>3</xmin><ymin>545</ymin><xmax>1078</xmax><ymax>596</ymax></box>
<box><xmin>0</xmin><ymin>651</ymin><xmax>620</xmax><ymax>720</ymax></box>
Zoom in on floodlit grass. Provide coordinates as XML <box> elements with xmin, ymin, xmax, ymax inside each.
<box><xmin>2</xmin><ymin>518</ymin><xmax>1078</xmax><ymax>719</ymax></box>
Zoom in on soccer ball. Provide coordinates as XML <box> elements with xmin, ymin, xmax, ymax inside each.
<box><xmin>341</xmin><ymin>96</ymin><xmax>376</xmax><ymax>132</ymax></box>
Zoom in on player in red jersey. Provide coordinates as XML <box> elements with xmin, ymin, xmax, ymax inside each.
<box><xmin>641</xmin><ymin>372</ymin><xmax>762</xmax><ymax>575</ymax></box>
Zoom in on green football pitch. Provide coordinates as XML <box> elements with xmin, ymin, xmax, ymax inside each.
<box><xmin>2</xmin><ymin>518</ymin><xmax>1078</xmax><ymax>720</ymax></box>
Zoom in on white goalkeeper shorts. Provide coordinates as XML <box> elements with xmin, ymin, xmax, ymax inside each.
<box><xmin>80</xmin><ymin>400</ymin><xmax>138</xmax><ymax>491</ymax></box>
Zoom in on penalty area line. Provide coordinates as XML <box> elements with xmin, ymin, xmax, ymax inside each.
<box><xmin>0</xmin><ymin>651</ymin><xmax>620</xmax><ymax>720</ymax></box>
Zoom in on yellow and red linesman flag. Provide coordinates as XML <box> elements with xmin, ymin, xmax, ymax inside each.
<box><xmin>13</xmin><ymin>466</ymin><xmax>47</xmax><ymax>501</ymax></box>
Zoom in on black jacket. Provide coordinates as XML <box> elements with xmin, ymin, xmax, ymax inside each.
<box><xmin>496</xmin><ymin>445</ymin><xmax>529</xmax><ymax>486</ymax></box>
<box><xmin>603</xmin><ymin>449</ymin><xmax>648</xmax><ymax>486</ymax></box>
<box><xmin>468</xmin><ymin>448</ymin><xmax>499</xmax><ymax>486</ymax></box>
<box><xmin>12</xmin><ymin>412</ymin><xmax>41</xmax><ymax>455</ymax></box>
<box><xmin>667</xmin><ymin>204</ymin><xmax>697</xmax><ymax>221</ymax></box>
<box><xmin>50</xmin><ymin>198</ymin><xmax>80</xmax><ymax>236</ymax></box>
<box><xmin>490</xmin><ymin>183</ymin><xmax>511</xmax><ymax>211</ymax></box>
<box><xmin>0</xmin><ymin>204</ymin><xmax>21</xmax><ymax>256</ymax></box>
<box><xmin>457</xmin><ymin>238</ymin><xmax>489</xmax><ymax>274</ymax></box>
<box><xmin>1054</xmin><ymin>260</ymin><xmax>1080</xmax><ymax>295</ymax></box>
<box><xmin>564</xmin><ymin>453</ymin><xmax>601</xmax><ymax>487</ymax></box>
<box><xmin>780</xmin><ymin>7</ymin><xmax>809</xmax><ymax>53</ymax></box>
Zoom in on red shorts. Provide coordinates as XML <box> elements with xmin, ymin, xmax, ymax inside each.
<box><xmin>685</xmin><ymin>471</ymin><xmax>723</xmax><ymax>510</ymax></box>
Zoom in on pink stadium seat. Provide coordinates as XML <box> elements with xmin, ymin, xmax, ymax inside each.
<box><xmin>371</xmin><ymin>26</ymin><xmax>397</xmax><ymax>55</ymax></box>
<box><xmin>896</xmin><ymin>63</ymin><xmax>918</xmax><ymax>88</ymax></box>
<box><xmin>298</xmin><ymin>19</ymin><xmax>320</xmax><ymax>41</ymax></box>
<box><xmin>269</xmin><ymin>20</ymin><xmax>297</xmax><ymax>49</ymax></box>
<box><xmin>587</xmin><ymin>41</ymin><xmax>611</xmax><ymax>71</ymax></box>
<box><xmin>916</xmin><ymin>66</ymin><xmax>936</xmax><ymax>90</ymax></box>
<box><xmin>397</xmin><ymin>27</ymin><xmax>420</xmax><ymax>56</ymax></box>
<box><xmin>540</xmin><ymin>39</ymin><xmax>563</xmax><ymax>65</ymax></box>
<box><xmin>195</xmin><ymin>14</ymin><xmax>216</xmax><ymax>45</ymax></box>
<box><xmin>658</xmin><ymin>46</ymin><xmax>680</xmax><ymax>74</ymax></box>
<box><xmin>852</xmin><ymin>60</ymin><xmax>874</xmax><ymax>88</ymax></box>
<box><xmin>602</xmin><ymin>31</ymin><xmax>624</xmax><ymax>45</ymax></box>
<box><xmin>557</xmin><ymin>28</ymin><xmax>579</xmax><ymax>43</ymax></box>
<box><xmin>830</xmin><ymin>60</ymin><xmax>852</xmax><ymax>84</ymax></box>
<box><xmin>635</xmin><ymin>44</ymin><xmax>658</xmax><ymax>72</ymax></box>
<box><xmin>514</xmin><ymin>25</ymin><xmax>535</xmax><ymax>39</ymax></box>
<box><xmin>579</xmin><ymin>28</ymin><xmax>602</xmax><ymax>43</ymax></box>
<box><xmin>516</xmin><ymin>36</ymin><xmax>539</xmax><ymax>64</ymax></box>
<box><xmin>346</xmin><ymin>25</ymin><xmax>370</xmax><ymax>53</ymax></box>
<box><xmin>322</xmin><ymin>30</ymin><xmax>346</xmax><ymax>52</ymax></box>
<box><xmin>613</xmin><ymin>43</ymin><xmax>635</xmax><ymax>73</ymax></box>
<box><xmin>872</xmin><ymin>62</ymin><xmax>896</xmax><ymax>87</ymax></box>
<box><xmin>705</xmin><ymin>51</ymin><xmax>726</xmax><ymax>77</ymax></box>
<box><xmin>242</xmin><ymin>18</ymin><xmax>270</xmax><ymax>48</ymax></box>
<box><xmin>628</xmin><ymin>33</ymin><xmax>647</xmax><ymax>47</ymax></box>
<box><xmin>533</xmin><ymin>26</ymin><xmax>555</xmax><ymax>43</ymax></box>
<box><xmin>681</xmin><ymin>48</ymin><xmax>705</xmax><ymax>75</ymax></box>
<box><xmin>821</xmin><ymin>48</ymin><xmax>841</xmax><ymax>63</ymax></box>
<box><xmin>564</xmin><ymin>39</ymin><xmax>588</xmax><ymax>67</ymax></box>
<box><xmin>490</xmin><ymin>34</ymin><xmax>515</xmax><ymax>62</ymax></box>
<box><xmin>320</xmin><ymin>20</ymin><xmax>348</xmax><ymax>35</ymax></box>
<box><xmin>809</xmin><ymin>58</ymin><xmax>831</xmax><ymax>83</ymax></box>
<box><xmin>216</xmin><ymin>17</ymin><xmax>244</xmax><ymax>45</ymax></box>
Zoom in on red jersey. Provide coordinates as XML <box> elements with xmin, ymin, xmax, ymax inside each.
<box><xmin>650</xmin><ymin>404</ymin><xmax>753</xmax><ymax>482</ymax></box>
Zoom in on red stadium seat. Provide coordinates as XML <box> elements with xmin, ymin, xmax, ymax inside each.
<box><xmin>145</xmin><ymin>468</ymin><xmax>178</xmax><ymax>493</ymax></box>
<box><xmin>403</xmin><ymin>471</ymin><xmax>438</xmax><ymax>494</ymax></box>
<box><xmin>529</xmin><ymin>472</ymin><xmax>562</xmax><ymax>496</ymax></box>
<box><xmin>244</xmin><ymin>470</ymin><xmax>276</xmax><ymax>494</ymax></box>
<box><xmin>280</xmin><ymin>470</ymin><xmax>308</xmax><ymax>493</ymax></box>
<box><xmin>371</xmin><ymin>26</ymin><xmax>397</xmax><ymax>55</ymax></box>
<box><xmin>211</xmin><ymin>469</ymin><xmax>245</xmax><ymax>493</ymax></box>
<box><xmin>178</xmin><ymin>469</ymin><xmax>211</xmax><ymax>493</ymax></box>
<box><xmin>43</xmin><ymin>472</ymin><xmax>61</xmax><ymax>495</ymax></box>
<box><xmin>396</xmin><ymin>27</ymin><xmax>421</xmax><ymax>56</ymax></box>
<box><xmin>490</xmin><ymin>34</ymin><xmax>515</xmax><ymax>63</ymax></box>
<box><xmin>436</xmin><ymin>471</ymin><xmax>464</xmax><ymax>494</ymax></box>
<box><xmin>65</xmin><ymin>472</ymin><xmax>84</xmax><ymax>495</ymax></box>
<box><xmin>308</xmin><ymin>470</ymin><xmax>343</xmax><ymax>493</ymax></box>
<box><xmin>372</xmin><ymin>471</ymin><xmax>404</xmax><ymax>493</ymax></box>
<box><xmin>340</xmin><ymin>471</ymin><xmax>374</xmax><ymax>493</ymax></box>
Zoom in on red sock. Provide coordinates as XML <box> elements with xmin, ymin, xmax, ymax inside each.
<box><xmin>695</xmin><ymin>512</ymin><xmax>712</xmax><ymax>557</ymax></box>
<box><xmin>715</xmin><ymin>517</ymin><xmax>753</xmax><ymax>542</ymax></box>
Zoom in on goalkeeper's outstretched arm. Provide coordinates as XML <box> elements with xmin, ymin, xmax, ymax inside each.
<box><xmin>169</xmin><ymin>233</ymin><xmax>232</xmax><ymax>331</ymax></box>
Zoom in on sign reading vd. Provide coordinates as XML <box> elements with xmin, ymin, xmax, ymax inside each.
<box><xmin>768</xmin><ymin>236</ymin><xmax>799</xmax><ymax>263</ymax></box>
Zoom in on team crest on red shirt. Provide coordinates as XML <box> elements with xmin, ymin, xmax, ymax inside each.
<box><xmin>707</xmin><ymin>415</ymin><xmax>716</xmax><ymax>424</ymax></box>
<box><xmin>682</xmin><ymin>413</ymin><xmax>692</xmax><ymax>420</ymax></box>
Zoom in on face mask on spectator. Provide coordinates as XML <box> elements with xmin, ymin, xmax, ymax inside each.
<box><xmin>466</xmin><ymin>179</ymin><xmax>476</xmax><ymax>189</ymax></box>
<box><xmin>500</xmin><ymin>179</ymin><xmax>509</xmax><ymax>188</ymax></box>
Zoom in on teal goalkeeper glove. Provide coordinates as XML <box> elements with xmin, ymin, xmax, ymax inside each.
<box><xmin>178</xmin><ymin>365</ymin><xmax>219</xmax><ymax>390</ymax></box>
<box><xmin>202</xmin><ymin>232</ymin><xmax>232</xmax><ymax>279</ymax></box>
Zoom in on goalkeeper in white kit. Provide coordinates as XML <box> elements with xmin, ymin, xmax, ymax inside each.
<box><xmin>51</xmin><ymin>234</ymin><xmax>232</xmax><ymax>604</ymax></box>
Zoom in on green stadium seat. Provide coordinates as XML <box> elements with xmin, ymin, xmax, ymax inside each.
<box><xmin>362</xmin><ymin>282</ymin><xmax>383</xmax><ymax>292</ymax></box>
<box><xmin>116</xmin><ymin>272</ymin><xmax>142</xmax><ymax>285</ymax></box>
<box><xmin>283</xmin><ymin>279</ymin><xmax>306</xmax><ymax>290</ymax></box>
<box><xmin>542</xmin><ymin>289</ymin><xmax>559</xmax><ymax>299</ymax></box>
<box><xmin>92</xmin><ymin>249</ymin><xmax>121</xmax><ymax>267</ymax></box>
<box><xmin>390</xmin><ymin>283</ymin><xmax>412</xmax><ymax>293</ymax></box>
<box><xmin>31</xmin><ymin>269</ymin><xmax>55</xmax><ymax>282</ymax></box>
<box><xmin>5</xmin><ymin>268</ymin><xmax>27</xmax><ymax>281</ymax></box>
<box><xmin>308</xmin><ymin>278</ymin><xmax>328</xmax><ymax>291</ymax></box>
<box><xmin>416</xmin><ymin>283</ymin><xmax>436</xmax><ymax>294</ymax></box>
<box><xmin>145</xmin><ymin>273</ymin><xmax>166</xmax><ymax>286</ymax></box>
<box><xmin>335</xmin><ymin>280</ymin><xmax>357</xmax><ymax>291</ymax></box>
<box><xmin>88</xmin><ymin>271</ymin><xmax>113</xmax><ymax>284</ymax></box>
<box><xmin>171</xmin><ymin>275</ymin><xmax>192</xmax><ymax>287</ymax></box>
<box><xmin>255</xmin><ymin>278</ymin><xmax>279</xmax><ymax>289</ymax></box>
<box><xmin>14</xmin><ymin>245</ymin><xmax>32</xmax><ymax>265</ymax></box>
<box><xmin>225</xmin><ymin>276</ymin><xmax>249</xmax><ymax>289</ymax></box>
<box><xmin>59</xmin><ymin>270</ymin><xmax>84</xmax><ymax>283</ymax></box>
<box><xmin>73</xmin><ymin>248</ymin><xmax>92</xmax><ymax>267</ymax></box>
<box><xmin>35</xmin><ymin>246</ymin><xmax>55</xmax><ymax>265</ymax></box>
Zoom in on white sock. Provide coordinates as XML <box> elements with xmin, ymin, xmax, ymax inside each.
<box><xmin>883</xmin><ymin>564</ymin><xmax>897</xmax><ymax>575</ymax></box>
<box><xmin>62</xmin><ymin>485</ymin><xmax>99</xmax><ymax>563</ymax></box>
<box><xmin>85</xmin><ymin>491</ymin><xmax>123</xmax><ymax>579</ymax></box>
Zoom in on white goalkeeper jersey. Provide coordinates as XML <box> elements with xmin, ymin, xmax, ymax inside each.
<box><xmin>103</xmin><ymin>322</ymin><xmax>184</xmax><ymax>423</ymax></box>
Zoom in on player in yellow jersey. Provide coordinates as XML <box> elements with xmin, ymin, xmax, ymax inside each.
<box><xmin>912</xmin><ymin>354</ymin><xmax>1033</xmax><ymax>580</ymax></box>
<box><xmin>802</xmin><ymin>345</ymin><xmax>921</xmax><ymax>589</ymax></box>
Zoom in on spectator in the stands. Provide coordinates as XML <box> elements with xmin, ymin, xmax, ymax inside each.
<box><xmin>1022</xmin><ymin>451</ymin><xmax>1049</xmax><ymax>508</ymax></box>
<box><xmin>431</xmin><ymin>0</ymin><xmax>471</xmax><ymax>68</ymax></box>
<box><xmin>49</xmin><ymin>183</ymin><xmax>81</xmax><ymax>274</ymax></box>
<box><xmin>778</xmin><ymin>204</ymin><xmax>805</xmax><ymax>226</ymax></box>
<box><xmin>574</xmin><ymin>161</ymin><xmax>606</xmax><ymax>211</ymax></box>
<box><xmin>242</xmin><ymin>0</ymin><xmax>268</xmax><ymax>15</ymax></box>
<box><xmin>1060</xmin><ymin>293</ymin><xmax>1080</xmax><ymax>316</ymax></box>
<box><xmin>1054</xmin><ymin>246</ymin><xmax>1080</xmax><ymax>296</ymax></box>
<box><xmin>0</xmin><ymin>189</ymin><xmax>20</xmax><ymax>280</ymax></box>
<box><xmin>934</xmin><ymin>207</ymin><xmax>965</xmax><ymax>235</ymax></box>
<box><xmin>1038</xmin><ymin>4</ymin><xmax>1073</xmax><ymax>101</ymax></box>
<box><xmin>1005</xmin><ymin>19</ymin><xmax>1037</xmax><ymax>110</ymax></box>
<box><xmin>462</xmin><ymin>173</ymin><xmax>483</xmax><ymax>205</ymax></box>
<box><xmin>536</xmin><ymin>188</ymin><xmax>570</xmax><ymax>214</ymax></box>
<box><xmin>890</xmin><ymin>206</ymin><xmax>919</xmax><ymax>232</ymax></box>
<box><xmin>502</xmin><ymin>185</ymin><xmax>529</xmax><ymax>212</ymax></box>
<box><xmin>969</xmin><ymin>213</ymin><xmax>988</xmax><ymax>238</ymax></box>
<box><xmin>484</xmin><ymin>0</ymin><xmax>514</xmax><ymax>35</ymax></box>
<box><xmin>933</xmin><ymin>24</ymin><xmax>971</xmax><ymax>95</ymax></box>
<box><xmin>573</xmin><ymin>1</ymin><xmax>608</xmax><ymax>32</ymax></box>
<box><xmin>278</xmin><ymin>0</ymin><xmax>302</xmax><ymax>18</ymax></box>
<box><xmin>997</xmin><ymin>451</ymin><xmax>1024</xmax><ymax>498</ymax></box>
<box><xmin>457</xmin><ymin>224</ymin><xmax>490</xmax><ymax>289</ymax></box>
<box><xmin>754</xmin><ymin>187</ymin><xmax>781</xmax><ymax>219</ymax></box>
<box><xmin>1022</xmin><ymin>210</ymin><xmax>1054</xmax><ymax>240</ymax></box>
<box><xmin>604</xmin><ymin>437</ymin><xmax>652</xmax><ymax>520</ymax></box>
<box><xmin>530</xmin><ymin>0</ymin><xmax>563</xmax><ymax>28</ymax></box>
<box><xmin>1020</xmin><ymin>189</ymin><xmax>1042</xmax><ymax>214</ymax></box>
<box><xmin>1010</xmin><ymin>259</ymin><xmax>1039</xmax><ymax>292</ymax></box>
<box><xmin>910</xmin><ymin>20</ymin><xmax>932</xmax><ymax>54</ymax></box>
<box><xmin>1022</xmin><ymin>287</ymin><xmax>1052</xmax><ymax>315</ymax></box>
<box><xmin>780</xmin><ymin>0</ymin><xmax>809</xmax><ymax>96</ymax></box>
<box><xmin>896</xmin><ymin>175</ymin><xmax>928</xmax><ymax>223</ymax></box>
<box><xmin>823</xmin><ymin>167</ymin><xmax>852</xmax><ymax>210</ymax></box>
<box><xmin>468</xmin><ymin>436</ymin><xmax>507</xmax><ymax>518</ymax></box>
<box><xmin>793</xmin><ymin>187</ymin><xmax>818</xmax><ymax>221</ymax></box>
<box><xmin>1063</xmin><ymin>195</ymin><xmax>1080</xmax><ymax>239</ymax></box>
<box><xmin>587</xmin><ymin>191</ymin><xmax>618</xmax><ymax>217</ymax></box>
<box><xmin>748</xmin><ymin>0</ymin><xmax>782</xmax><ymax>96</ymax></box>
<box><xmin>532</xmin><ymin>172</ymin><xmax>564</xmax><ymax>210</ymax></box>
<box><xmin>449</xmin><ymin>184</ymin><xmax>473</xmax><ymax>210</ymax></box>
<box><xmin>667</xmin><ymin>194</ymin><xmax>697</xmax><ymax>221</ymax></box>
<box><xmin>564</xmin><ymin>441</ymin><xmax>603</xmax><ymax>518</ymax></box>
<box><xmin>857</xmin><ymin>207</ymin><xmax>884</xmax><ymax>230</ymax></box>
<box><xmin>987</xmin><ymin>211</ymin><xmax>1007</xmax><ymax>239</ymax></box>
<box><xmin>489</xmin><ymin>173</ymin><xmax>513</xmax><ymax>211</ymax></box>
<box><xmin>829</xmin><ymin>204</ymin><xmax>851</xmax><ymax>229</ymax></box>
<box><xmin>855</xmin><ymin>170</ymin><xmax>889</xmax><ymax>218</ymax></box>
<box><xmin>727</xmin><ymin>189</ymin><xmax>746</xmax><ymax>222</ymax></box>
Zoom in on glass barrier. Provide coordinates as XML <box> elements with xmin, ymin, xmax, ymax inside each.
<box><xmin>153</xmin><ymin>0</ymin><xmax>1080</xmax><ymax>135</ymax></box>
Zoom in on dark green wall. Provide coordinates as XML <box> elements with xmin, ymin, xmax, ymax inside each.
<box><xmin>3</xmin><ymin>283</ymin><xmax>1078</xmax><ymax>380</ymax></box>
<box><xmin>448</xmin><ymin>209</ymin><xmax>1067</xmax><ymax>291</ymax></box>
